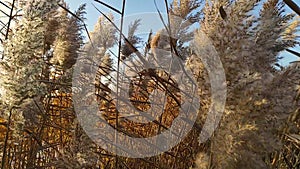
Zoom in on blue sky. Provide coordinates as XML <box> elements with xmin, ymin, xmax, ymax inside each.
<box><xmin>64</xmin><ymin>0</ymin><xmax>300</xmax><ymax>66</ymax></box>
<box><xmin>65</xmin><ymin>0</ymin><xmax>170</xmax><ymax>30</ymax></box>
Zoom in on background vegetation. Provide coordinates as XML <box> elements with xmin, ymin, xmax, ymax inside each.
<box><xmin>0</xmin><ymin>0</ymin><xmax>299</xmax><ymax>168</ymax></box>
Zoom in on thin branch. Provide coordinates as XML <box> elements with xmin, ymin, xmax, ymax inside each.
<box><xmin>154</xmin><ymin>0</ymin><xmax>170</xmax><ymax>33</ymax></box>
<box><xmin>0</xmin><ymin>9</ymin><xmax>9</xmax><ymax>17</ymax></box>
<box><xmin>0</xmin><ymin>1</ymin><xmax>10</xmax><ymax>9</ymax></box>
<box><xmin>5</xmin><ymin>0</ymin><xmax>15</xmax><ymax>39</ymax></box>
<box><xmin>286</xmin><ymin>48</ymin><xmax>300</xmax><ymax>58</ymax></box>
<box><xmin>94</xmin><ymin>0</ymin><xmax>122</xmax><ymax>14</ymax></box>
<box><xmin>284</xmin><ymin>0</ymin><xmax>300</xmax><ymax>16</ymax></box>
